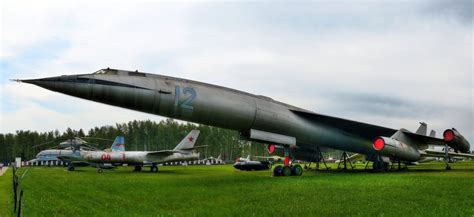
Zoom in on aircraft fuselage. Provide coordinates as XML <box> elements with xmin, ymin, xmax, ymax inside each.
<box><xmin>23</xmin><ymin>69</ymin><xmax>395</xmax><ymax>161</ymax></box>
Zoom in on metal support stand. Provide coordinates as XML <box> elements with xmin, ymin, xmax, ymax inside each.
<box><xmin>304</xmin><ymin>161</ymin><xmax>311</xmax><ymax>169</ymax></box>
<box><xmin>337</xmin><ymin>151</ymin><xmax>354</xmax><ymax>170</ymax></box>
<box><xmin>444</xmin><ymin>144</ymin><xmax>451</xmax><ymax>170</ymax></box>
<box><xmin>315</xmin><ymin>147</ymin><xmax>330</xmax><ymax>170</ymax></box>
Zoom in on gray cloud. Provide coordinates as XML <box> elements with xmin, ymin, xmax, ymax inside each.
<box><xmin>421</xmin><ymin>0</ymin><xmax>473</xmax><ymax>25</ymax></box>
<box><xmin>1</xmin><ymin>1</ymin><xmax>472</xmax><ymax>148</ymax></box>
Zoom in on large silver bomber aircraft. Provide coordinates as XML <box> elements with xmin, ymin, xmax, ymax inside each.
<box><xmin>19</xmin><ymin>68</ymin><xmax>473</xmax><ymax>176</ymax></box>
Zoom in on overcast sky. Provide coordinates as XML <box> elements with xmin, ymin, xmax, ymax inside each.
<box><xmin>1</xmin><ymin>0</ymin><xmax>472</xmax><ymax>148</ymax></box>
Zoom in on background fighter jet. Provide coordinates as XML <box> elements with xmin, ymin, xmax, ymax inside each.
<box><xmin>19</xmin><ymin>68</ymin><xmax>473</xmax><ymax>176</ymax></box>
<box><xmin>58</xmin><ymin>136</ymin><xmax>126</xmax><ymax>171</ymax></box>
<box><xmin>81</xmin><ymin>130</ymin><xmax>201</xmax><ymax>173</ymax></box>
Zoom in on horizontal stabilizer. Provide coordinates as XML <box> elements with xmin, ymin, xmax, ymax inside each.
<box><xmin>146</xmin><ymin>150</ymin><xmax>183</xmax><ymax>156</ymax></box>
<box><xmin>399</xmin><ymin>129</ymin><xmax>445</xmax><ymax>146</ymax></box>
<box><xmin>178</xmin><ymin>145</ymin><xmax>208</xmax><ymax>151</ymax></box>
<box><xmin>421</xmin><ymin>149</ymin><xmax>474</xmax><ymax>159</ymax></box>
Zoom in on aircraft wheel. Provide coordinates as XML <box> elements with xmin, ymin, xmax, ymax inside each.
<box><xmin>446</xmin><ymin>165</ymin><xmax>451</xmax><ymax>170</ymax></box>
<box><xmin>282</xmin><ymin>166</ymin><xmax>292</xmax><ymax>177</ymax></box>
<box><xmin>68</xmin><ymin>166</ymin><xmax>75</xmax><ymax>171</ymax></box>
<box><xmin>151</xmin><ymin>166</ymin><xmax>158</xmax><ymax>173</ymax></box>
<box><xmin>383</xmin><ymin>163</ymin><xmax>390</xmax><ymax>171</ymax></box>
<box><xmin>134</xmin><ymin>166</ymin><xmax>142</xmax><ymax>172</ymax></box>
<box><xmin>273</xmin><ymin>165</ymin><xmax>283</xmax><ymax>177</ymax></box>
<box><xmin>291</xmin><ymin>164</ymin><xmax>303</xmax><ymax>176</ymax></box>
<box><xmin>97</xmin><ymin>169</ymin><xmax>103</xmax><ymax>173</ymax></box>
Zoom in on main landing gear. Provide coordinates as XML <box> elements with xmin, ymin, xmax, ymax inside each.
<box><xmin>150</xmin><ymin>164</ymin><xmax>158</xmax><ymax>173</ymax></box>
<box><xmin>272</xmin><ymin>145</ymin><xmax>303</xmax><ymax>177</ymax></box>
<box><xmin>67</xmin><ymin>165</ymin><xmax>75</xmax><ymax>171</ymax></box>
<box><xmin>133</xmin><ymin>164</ymin><xmax>158</xmax><ymax>173</ymax></box>
<box><xmin>366</xmin><ymin>154</ymin><xmax>389</xmax><ymax>172</ymax></box>
<box><xmin>273</xmin><ymin>164</ymin><xmax>303</xmax><ymax>177</ymax></box>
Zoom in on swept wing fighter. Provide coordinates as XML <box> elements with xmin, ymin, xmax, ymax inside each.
<box><xmin>81</xmin><ymin>130</ymin><xmax>201</xmax><ymax>172</ymax></box>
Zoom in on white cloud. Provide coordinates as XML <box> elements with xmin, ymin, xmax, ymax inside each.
<box><xmin>1</xmin><ymin>0</ymin><xmax>472</xmax><ymax>145</ymax></box>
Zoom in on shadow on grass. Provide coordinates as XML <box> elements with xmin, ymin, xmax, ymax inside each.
<box><xmin>304</xmin><ymin>167</ymin><xmax>474</xmax><ymax>174</ymax></box>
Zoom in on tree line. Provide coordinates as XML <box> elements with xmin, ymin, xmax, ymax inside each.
<box><xmin>0</xmin><ymin>119</ymin><xmax>270</xmax><ymax>163</ymax></box>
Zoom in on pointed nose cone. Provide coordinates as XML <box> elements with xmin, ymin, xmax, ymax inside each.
<box><xmin>21</xmin><ymin>76</ymin><xmax>74</xmax><ymax>93</ymax></box>
<box><xmin>20</xmin><ymin>75</ymin><xmax>90</xmax><ymax>99</ymax></box>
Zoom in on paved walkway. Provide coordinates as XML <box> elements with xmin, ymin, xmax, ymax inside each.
<box><xmin>0</xmin><ymin>167</ymin><xmax>8</xmax><ymax>176</ymax></box>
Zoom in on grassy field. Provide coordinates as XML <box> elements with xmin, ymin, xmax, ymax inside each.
<box><xmin>1</xmin><ymin>162</ymin><xmax>474</xmax><ymax>216</ymax></box>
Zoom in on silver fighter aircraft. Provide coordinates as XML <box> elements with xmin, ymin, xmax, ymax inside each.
<box><xmin>81</xmin><ymin>130</ymin><xmax>201</xmax><ymax>173</ymax></box>
<box><xmin>18</xmin><ymin>68</ymin><xmax>473</xmax><ymax>176</ymax></box>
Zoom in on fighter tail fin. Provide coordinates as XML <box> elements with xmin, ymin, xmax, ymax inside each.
<box><xmin>415</xmin><ymin>122</ymin><xmax>427</xmax><ymax>135</ymax></box>
<box><xmin>111</xmin><ymin>136</ymin><xmax>125</xmax><ymax>152</ymax></box>
<box><xmin>429</xmin><ymin>130</ymin><xmax>436</xmax><ymax>137</ymax></box>
<box><xmin>173</xmin><ymin>130</ymin><xmax>200</xmax><ymax>151</ymax></box>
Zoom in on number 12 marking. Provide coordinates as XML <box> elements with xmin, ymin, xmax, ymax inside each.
<box><xmin>174</xmin><ymin>86</ymin><xmax>196</xmax><ymax>110</ymax></box>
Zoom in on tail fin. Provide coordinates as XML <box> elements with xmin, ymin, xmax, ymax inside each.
<box><xmin>111</xmin><ymin>136</ymin><xmax>125</xmax><ymax>152</ymax></box>
<box><xmin>415</xmin><ymin>122</ymin><xmax>427</xmax><ymax>135</ymax></box>
<box><xmin>173</xmin><ymin>130</ymin><xmax>200</xmax><ymax>151</ymax></box>
<box><xmin>429</xmin><ymin>130</ymin><xmax>436</xmax><ymax>137</ymax></box>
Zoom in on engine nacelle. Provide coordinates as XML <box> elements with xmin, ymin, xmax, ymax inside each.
<box><xmin>443</xmin><ymin>129</ymin><xmax>470</xmax><ymax>153</ymax></box>
<box><xmin>267</xmin><ymin>144</ymin><xmax>298</xmax><ymax>155</ymax></box>
<box><xmin>372</xmin><ymin>137</ymin><xmax>420</xmax><ymax>162</ymax></box>
<box><xmin>267</xmin><ymin>144</ymin><xmax>287</xmax><ymax>155</ymax></box>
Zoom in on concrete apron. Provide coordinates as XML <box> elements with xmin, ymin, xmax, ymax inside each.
<box><xmin>0</xmin><ymin>167</ymin><xmax>8</xmax><ymax>176</ymax></box>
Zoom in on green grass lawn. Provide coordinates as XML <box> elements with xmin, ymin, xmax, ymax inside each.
<box><xmin>0</xmin><ymin>168</ymin><xmax>13</xmax><ymax>217</ymax></box>
<box><xmin>1</xmin><ymin>162</ymin><xmax>474</xmax><ymax>216</ymax></box>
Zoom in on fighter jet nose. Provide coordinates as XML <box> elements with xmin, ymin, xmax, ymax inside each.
<box><xmin>18</xmin><ymin>75</ymin><xmax>87</xmax><ymax>97</ymax></box>
<box><xmin>20</xmin><ymin>78</ymin><xmax>53</xmax><ymax>85</ymax></box>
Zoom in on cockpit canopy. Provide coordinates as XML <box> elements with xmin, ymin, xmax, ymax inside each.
<box><xmin>93</xmin><ymin>68</ymin><xmax>146</xmax><ymax>77</ymax></box>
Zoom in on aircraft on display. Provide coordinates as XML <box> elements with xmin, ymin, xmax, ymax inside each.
<box><xmin>29</xmin><ymin>137</ymin><xmax>109</xmax><ymax>169</ymax></box>
<box><xmin>255</xmin><ymin>155</ymin><xmax>284</xmax><ymax>162</ymax></box>
<box><xmin>233</xmin><ymin>155</ymin><xmax>272</xmax><ymax>172</ymax></box>
<box><xmin>18</xmin><ymin>68</ymin><xmax>474</xmax><ymax>176</ymax></box>
<box><xmin>58</xmin><ymin>136</ymin><xmax>125</xmax><ymax>171</ymax></box>
<box><xmin>79</xmin><ymin>130</ymin><xmax>202</xmax><ymax>173</ymax></box>
<box><xmin>202</xmin><ymin>154</ymin><xmax>223</xmax><ymax>164</ymax></box>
